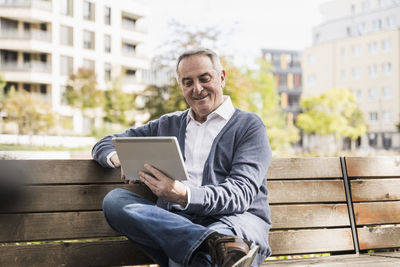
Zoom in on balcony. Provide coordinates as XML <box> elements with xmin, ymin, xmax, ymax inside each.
<box><xmin>0</xmin><ymin>60</ymin><xmax>52</xmax><ymax>83</ymax></box>
<box><xmin>0</xmin><ymin>28</ymin><xmax>51</xmax><ymax>41</ymax></box>
<box><xmin>0</xmin><ymin>0</ymin><xmax>52</xmax><ymax>22</ymax></box>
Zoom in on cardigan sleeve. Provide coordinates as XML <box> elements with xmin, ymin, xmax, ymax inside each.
<box><xmin>91</xmin><ymin>120</ymin><xmax>159</xmax><ymax>168</ymax></box>
<box><xmin>184</xmin><ymin>116</ymin><xmax>271</xmax><ymax>216</ymax></box>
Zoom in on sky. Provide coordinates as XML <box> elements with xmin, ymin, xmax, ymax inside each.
<box><xmin>140</xmin><ymin>0</ymin><xmax>327</xmax><ymax>66</ymax></box>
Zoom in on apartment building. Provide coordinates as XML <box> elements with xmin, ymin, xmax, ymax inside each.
<box><xmin>262</xmin><ymin>49</ymin><xmax>302</xmax><ymax>126</ymax></box>
<box><xmin>0</xmin><ymin>0</ymin><xmax>149</xmax><ymax>134</ymax></box>
<box><xmin>302</xmin><ymin>0</ymin><xmax>400</xmax><ymax>149</ymax></box>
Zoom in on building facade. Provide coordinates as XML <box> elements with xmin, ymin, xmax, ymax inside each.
<box><xmin>302</xmin><ymin>0</ymin><xmax>400</xmax><ymax>149</ymax></box>
<box><xmin>262</xmin><ymin>49</ymin><xmax>302</xmax><ymax>126</ymax></box>
<box><xmin>0</xmin><ymin>0</ymin><xmax>149</xmax><ymax>134</ymax></box>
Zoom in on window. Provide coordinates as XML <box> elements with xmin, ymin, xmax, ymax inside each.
<box><xmin>382</xmin><ymin>63</ymin><xmax>392</xmax><ymax>75</ymax></box>
<box><xmin>352</xmin><ymin>45</ymin><xmax>361</xmax><ymax>57</ymax></box>
<box><xmin>122</xmin><ymin>16</ymin><xmax>136</xmax><ymax>31</ymax></box>
<box><xmin>60</xmin><ymin>55</ymin><xmax>73</xmax><ymax>76</ymax></box>
<box><xmin>368</xmin><ymin>65</ymin><xmax>378</xmax><ymax>77</ymax></box>
<box><xmin>382</xmin><ymin>111</ymin><xmax>393</xmax><ymax>122</ymax></box>
<box><xmin>104</xmin><ymin>34</ymin><xmax>111</xmax><ymax>53</ymax></box>
<box><xmin>368</xmin><ymin>42</ymin><xmax>378</xmax><ymax>54</ymax></box>
<box><xmin>340</xmin><ymin>47</ymin><xmax>345</xmax><ymax>57</ymax></box>
<box><xmin>381</xmin><ymin>87</ymin><xmax>392</xmax><ymax>99</ymax></box>
<box><xmin>369</xmin><ymin>112</ymin><xmax>378</xmax><ymax>122</ymax></box>
<box><xmin>382</xmin><ymin>39</ymin><xmax>392</xmax><ymax>52</ymax></box>
<box><xmin>83</xmin><ymin>59</ymin><xmax>95</xmax><ymax>71</ymax></box>
<box><xmin>60</xmin><ymin>25</ymin><xmax>73</xmax><ymax>46</ymax></box>
<box><xmin>368</xmin><ymin>88</ymin><xmax>379</xmax><ymax>100</ymax></box>
<box><xmin>83</xmin><ymin>1</ymin><xmax>95</xmax><ymax>21</ymax></box>
<box><xmin>307</xmin><ymin>74</ymin><xmax>316</xmax><ymax>85</ymax></box>
<box><xmin>307</xmin><ymin>54</ymin><xmax>316</xmax><ymax>64</ymax></box>
<box><xmin>104</xmin><ymin>6</ymin><xmax>111</xmax><ymax>25</ymax></box>
<box><xmin>352</xmin><ymin>67</ymin><xmax>361</xmax><ymax>80</ymax></box>
<box><xmin>60</xmin><ymin>0</ymin><xmax>73</xmax><ymax>16</ymax></box>
<box><xmin>83</xmin><ymin>30</ymin><xmax>95</xmax><ymax>50</ymax></box>
<box><xmin>353</xmin><ymin>89</ymin><xmax>362</xmax><ymax>102</ymax></box>
<box><xmin>122</xmin><ymin>43</ymin><xmax>136</xmax><ymax>56</ymax></box>
<box><xmin>40</xmin><ymin>84</ymin><xmax>47</xmax><ymax>94</ymax></box>
<box><xmin>104</xmin><ymin>63</ymin><xmax>111</xmax><ymax>80</ymax></box>
<box><xmin>340</xmin><ymin>70</ymin><xmax>346</xmax><ymax>81</ymax></box>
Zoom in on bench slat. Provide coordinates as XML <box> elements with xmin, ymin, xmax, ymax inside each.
<box><xmin>268</xmin><ymin>180</ymin><xmax>346</xmax><ymax>203</ymax></box>
<box><xmin>262</xmin><ymin>254</ymin><xmax>400</xmax><ymax>266</ymax></box>
<box><xmin>1</xmin><ymin>184</ymin><xmax>155</xmax><ymax>213</ymax></box>
<box><xmin>0</xmin><ymin>240</ymin><xmax>153</xmax><ymax>267</ymax></box>
<box><xmin>346</xmin><ymin>157</ymin><xmax>400</xmax><ymax>177</ymax></box>
<box><xmin>358</xmin><ymin>226</ymin><xmax>400</xmax><ymax>250</ymax></box>
<box><xmin>0</xmin><ymin>211</ymin><xmax>117</xmax><ymax>242</ymax></box>
<box><xmin>350</xmin><ymin>179</ymin><xmax>400</xmax><ymax>201</ymax></box>
<box><xmin>0</xmin><ymin>160</ymin><xmax>120</xmax><ymax>184</ymax></box>
<box><xmin>271</xmin><ymin>204</ymin><xmax>350</xmax><ymax>229</ymax></box>
<box><xmin>353</xmin><ymin>201</ymin><xmax>400</xmax><ymax>225</ymax></box>
<box><xmin>267</xmin><ymin>158</ymin><xmax>342</xmax><ymax>179</ymax></box>
<box><xmin>269</xmin><ymin>228</ymin><xmax>354</xmax><ymax>255</ymax></box>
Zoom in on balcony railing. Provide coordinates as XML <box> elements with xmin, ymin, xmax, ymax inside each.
<box><xmin>0</xmin><ymin>60</ymin><xmax>51</xmax><ymax>73</ymax></box>
<box><xmin>0</xmin><ymin>0</ymin><xmax>52</xmax><ymax>11</ymax></box>
<box><xmin>0</xmin><ymin>28</ymin><xmax>51</xmax><ymax>42</ymax></box>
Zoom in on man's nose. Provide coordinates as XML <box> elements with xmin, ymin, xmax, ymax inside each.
<box><xmin>193</xmin><ymin>81</ymin><xmax>203</xmax><ymax>94</ymax></box>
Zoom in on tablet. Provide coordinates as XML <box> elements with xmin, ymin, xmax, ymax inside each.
<box><xmin>112</xmin><ymin>136</ymin><xmax>188</xmax><ymax>181</ymax></box>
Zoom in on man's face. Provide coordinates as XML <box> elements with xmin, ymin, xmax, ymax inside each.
<box><xmin>177</xmin><ymin>54</ymin><xmax>225</xmax><ymax>122</ymax></box>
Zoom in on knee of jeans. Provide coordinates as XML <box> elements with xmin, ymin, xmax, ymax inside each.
<box><xmin>102</xmin><ymin>188</ymin><xmax>126</xmax><ymax>217</ymax></box>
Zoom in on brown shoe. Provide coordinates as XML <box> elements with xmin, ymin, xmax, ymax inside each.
<box><xmin>206</xmin><ymin>235</ymin><xmax>259</xmax><ymax>267</ymax></box>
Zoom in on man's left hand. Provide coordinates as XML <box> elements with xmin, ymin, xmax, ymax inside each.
<box><xmin>139</xmin><ymin>164</ymin><xmax>188</xmax><ymax>207</ymax></box>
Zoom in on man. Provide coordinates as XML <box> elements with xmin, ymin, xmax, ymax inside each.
<box><xmin>92</xmin><ymin>48</ymin><xmax>272</xmax><ymax>267</ymax></box>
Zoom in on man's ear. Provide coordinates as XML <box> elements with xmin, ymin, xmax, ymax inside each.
<box><xmin>220</xmin><ymin>69</ymin><xmax>226</xmax><ymax>88</ymax></box>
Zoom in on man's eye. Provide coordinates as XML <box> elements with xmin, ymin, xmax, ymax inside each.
<box><xmin>183</xmin><ymin>81</ymin><xmax>193</xmax><ymax>87</ymax></box>
<box><xmin>200</xmin><ymin>77</ymin><xmax>211</xmax><ymax>83</ymax></box>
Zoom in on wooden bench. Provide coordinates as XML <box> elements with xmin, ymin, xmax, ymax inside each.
<box><xmin>0</xmin><ymin>157</ymin><xmax>399</xmax><ymax>266</ymax></box>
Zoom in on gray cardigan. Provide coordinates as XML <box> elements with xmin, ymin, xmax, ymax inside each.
<box><xmin>92</xmin><ymin>108</ymin><xmax>272</xmax><ymax>261</ymax></box>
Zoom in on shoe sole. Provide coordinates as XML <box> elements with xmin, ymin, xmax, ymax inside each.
<box><xmin>232</xmin><ymin>245</ymin><xmax>259</xmax><ymax>267</ymax></box>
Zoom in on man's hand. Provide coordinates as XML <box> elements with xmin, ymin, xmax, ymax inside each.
<box><xmin>139</xmin><ymin>164</ymin><xmax>188</xmax><ymax>206</ymax></box>
<box><xmin>110</xmin><ymin>153</ymin><xmax>137</xmax><ymax>184</ymax></box>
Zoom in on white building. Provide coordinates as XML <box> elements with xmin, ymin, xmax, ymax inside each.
<box><xmin>303</xmin><ymin>0</ymin><xmax>400</xmax><ymax>150</ymax></box>
<box><xmin>0</xmin><ymin>0</ymin><xmax>149</xmax><ymax>134</ymax></box>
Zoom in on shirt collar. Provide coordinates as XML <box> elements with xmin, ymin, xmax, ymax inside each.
<box><xmin>187</xmin><ymin>96</ymin><xmax>235</xmax><ymax>123</ymax></box>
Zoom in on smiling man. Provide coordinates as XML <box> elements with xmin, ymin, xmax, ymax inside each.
<box><xmin>92</xmin><ymin>48</ymin><xmax>272</xmax><ymax>267</ymax></box>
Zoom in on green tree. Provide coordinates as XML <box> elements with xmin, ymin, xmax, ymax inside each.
<box><xmin>0</xmin><ymin>74</ymin><xmax>6</xmax><ymax>132</ymax></box>
<box><xmin>63</xmin><ymin>68</ymin><xmax>104</xmax><ymax>110</ymax></box>
<box><xmin>297</xmin><ymin>88</ymin><xmax>367</xmax><ymax>148</ymax></box>
<box><xmin>2</xmin><ymin>88</ymin><xmax>55</xmax><ymax>135</ymax></box>
<box><xmin>103</xmin><ymin>77</ymin><xmax>136</xmax><ymax>126</ymax></box>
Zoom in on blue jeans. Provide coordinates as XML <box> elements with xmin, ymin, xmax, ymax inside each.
<box><xmin>102</xmin><ymin>188</ymin><xmax>235</xmax><ymax>267</ymax></box>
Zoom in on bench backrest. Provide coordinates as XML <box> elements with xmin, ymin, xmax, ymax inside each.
<box><xmin>0</xmin><ymin>158</ymin><xmax>356</xmax><ymax>266</ymax></box>
<box><xmin>0</xmin><ymin>160</ymin><xmax>154</xmax><ymax>267</ymax></box>
<box><xmin>345</xmin><ymin>157</ymin><xmax>400</xmax><ymax>252</ymax></box>
<box><xmin>267</xmin><ymin>157</ymin><xmax>354</xmax><ymax>256</ymax></box>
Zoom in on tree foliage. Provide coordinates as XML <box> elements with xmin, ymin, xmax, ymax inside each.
<box><xmin>63</xmin><ymin>68</ymin><xmax>104</xmax><ymax>110</ymax></box>
<box><xmin>297</xmin><ymin>88</ymin><xmax>367</xmax><ymax>140</ymax></box>
<box><xmin>103</xmin><ymin>77</ymin><xmax>136</xmax><ymax>126</ymax></box>
<box><xmin>2</xmin><ymin>88</ymin><xmax>55</xmax><ymax>135</ymax></box>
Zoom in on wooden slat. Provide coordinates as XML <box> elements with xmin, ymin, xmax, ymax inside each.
<box><xmin>262</xmin><ymin>254</ymin><xmax>400</xmax><ymax>266</ymax></box>
<box><xmin>358</xmin><ymin>226</ymin><xmax>400</xmax><ymax>250</ymax></box>
<box><xmin>0</xmin><ymin>184</ymin><xmax>156</xmax><ymax>213</ymax></box>
<box><xmin>0</xmin><ymin>211</ymin><xmax>117</xmax><ymax>242</ymax></box>
<box><xmin>271</xmin><ymin>204</ymin><xmax>350</xmax><ymax>229</ymax></box>
<box><xmin>346</xmin><ymin>157</ymin><xmax>400</xmax><ymax>177</ymax></box>
<box><xmin>354</xmin><ymin>202</ymin><xmax>400</xmax><ymax>225</ymax></box>
<box><xmin>269</xmin><ymin>228</ymin><xmax>354</xmax><ymax>255</ymax></box>
<box><xmin>267</xmin><ymin>158</ymin><xmax>342</xmax><ymax>179</ymax></box>
<box><xmin>0</xmin><ymin>240</ymin><xmax>153</xmax><ymax>267</ymax></box>
<box><xmin>0</xmin><ymin>160</ymin><xmax>121</xmax><ymax>184</ymax></box>
<box><xmin>268</xmin><ymin>180</ymin><xmax>346</xmax><ymax>203</ymax></box>
<box><xmin>350</xmin><ymin>179</ymin><xmax>400</xmax><ymax>201</ymax></box>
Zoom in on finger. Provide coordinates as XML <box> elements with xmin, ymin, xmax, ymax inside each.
<box><xmin>111</xmin><ymin>154</ymin><xmax>121</xmax><ymax>167</ymax></box>
<box><xmin>143</xmin><ymin>164</ymin><xmax>166</xmax><ymax>180</ymax></box>
<box><xmin>121</xmin><ymin>168</ymin><xmax>127</xmax><ymax>183</ymax></box>
<box><xmin>139</xmin><ymin>172</ymin><xmax>158</xmax><ymax>188</ymax></box>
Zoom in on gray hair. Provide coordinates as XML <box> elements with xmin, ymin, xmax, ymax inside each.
<box><xmin>175</xmin><ymin>48</ymin><xmax>223</xmax><ymax>79</ymax></box>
